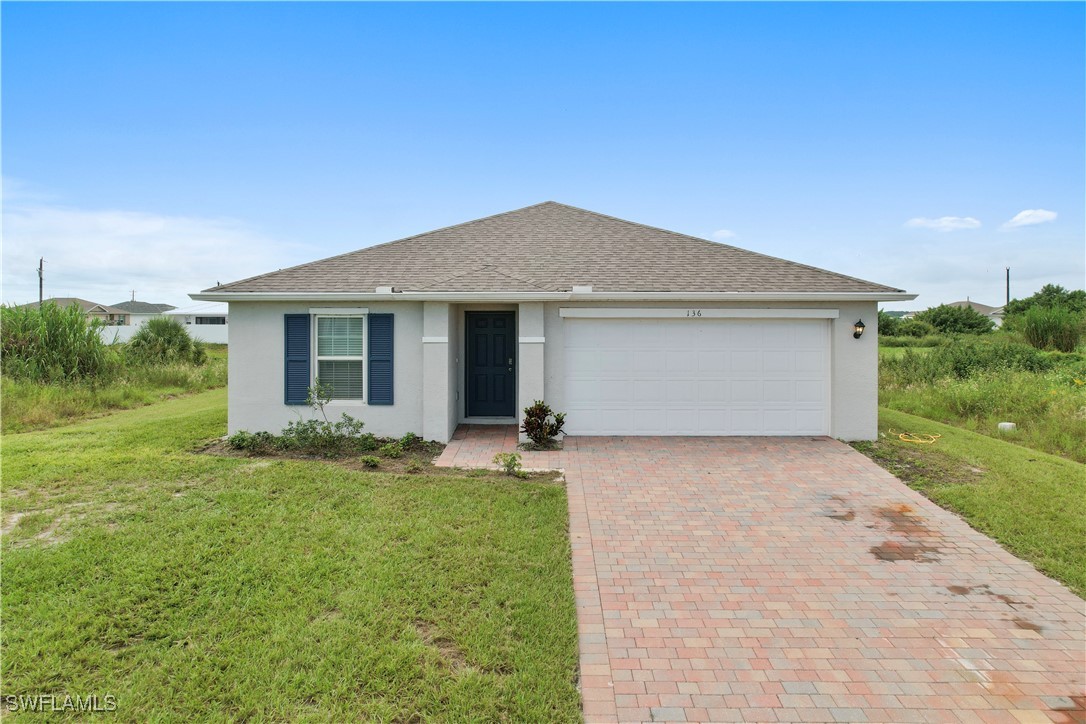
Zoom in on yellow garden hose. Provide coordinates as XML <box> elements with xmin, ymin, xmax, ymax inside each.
<box><xmin>889</xmin><ymin>428</ymin><xmax>942</xmax><ymax>445</ymax></box>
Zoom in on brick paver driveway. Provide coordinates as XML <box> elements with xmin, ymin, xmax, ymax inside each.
<box><xmin>560</xmin><ymin>437</ymin><xmax>1085</xmax><ymax>724</ymax></box>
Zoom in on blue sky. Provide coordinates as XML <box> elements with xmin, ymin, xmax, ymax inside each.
<box><xmin>3</xmin><ymin>2</ymin><xmax>1083</xmax><ymax>309</ymax></box>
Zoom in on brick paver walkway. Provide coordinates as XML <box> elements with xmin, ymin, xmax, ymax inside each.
<box><xmin>437</xmin><ymin>429</ymin><xmax>1085</xmax><ymax>723</ymax></box>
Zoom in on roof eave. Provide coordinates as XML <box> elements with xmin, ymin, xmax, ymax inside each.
<box><xmin>191</xmin><ymin>290</ymin><xmax>917</xmax><ymax>303</ymax></box>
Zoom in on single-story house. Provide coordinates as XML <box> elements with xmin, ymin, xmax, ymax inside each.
<box><xmin>946</xmin><ymin>299</ymin><xmax>1004</xmax><ymax>328</ymax></box>
<box><xmin>193</xmin><ymin>202</ymin><xmax>915</xmax><ymax>442</ymax></box>
<box><xmin>18</xmin><ymin>297</ymin><xmax>129</xmax><ymax>326</ymax></box>
<box><xmin>166</xmin><ymin>301</ymin><xmax>228</xmax><ymax>327</ymax></box>
<box><xmin>111</xmin><ymin>300</ymin><xmax>177</xmax><ymax>326</ymax></box>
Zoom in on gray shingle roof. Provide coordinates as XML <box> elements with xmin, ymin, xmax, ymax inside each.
<box><xmin>111</xmin><ymin>301</ymin><xmax>177</xmax><ymax>313</ymax></box>
<box><xmin>206</xmin><ymin>202</ymin><xmax>904</xmax><ymax>294</ymax></box>
<box><xmin>17</xmin><ymin>297</ymin><xmax>128</xmax><ymax>315</ymax></box>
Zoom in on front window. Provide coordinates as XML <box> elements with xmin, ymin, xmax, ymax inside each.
<box><xmin>315</xmin><ymin>315</ymin><xmax>365</xmax><ymax>400</ymax></box>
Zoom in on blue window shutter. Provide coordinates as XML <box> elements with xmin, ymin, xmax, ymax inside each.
<box><xmin>284</xmin><ymin>314</ymin><xmax>311</xmax><ymax>405</ymax></box>
<box><xmin>368</xmin><ymin>313</ymin><xmax>394</xmax><ymax>405</ymax></box>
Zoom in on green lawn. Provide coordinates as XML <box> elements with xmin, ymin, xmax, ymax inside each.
<box><xmin>1</xmin><ymin>389</ymin><xmax>581</xmax><ymax>721</ymax></box>
<box><xmin>853</xmin><ymin>408</ymin><xmax>1086</xmax><ymax>597</ymax></box>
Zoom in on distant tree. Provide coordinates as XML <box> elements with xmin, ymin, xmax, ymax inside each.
<box><xmin>1004</xmin><ymin>284</ymin><xmax>1086</xmax><ymax>317</ymax></box>
<box><xmin>914</xmin><ymin>304</ymin><xmax>994</xmax><ymax>335</ymax></box>
<box><xmin>877</xmin><ymin>310</ymin><xmax>902</xmax><ymax>336</ymax></box>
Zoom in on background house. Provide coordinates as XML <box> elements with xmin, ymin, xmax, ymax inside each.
<box><xmin>17</xmin><ymin>297</ymin><xmax>129</xmax><ymax>325</ymax></box>
<box><xmin>112</xmin><ymin>300</ymin><xmax>177</xmax><ymax>326</ymax></box>
<box><xmin>945</xmin><ymin>299</ymin><xmax>1004</xmax><ymax>328</ymax></box>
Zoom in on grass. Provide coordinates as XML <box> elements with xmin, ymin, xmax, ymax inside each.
<box><xmin>853</xmin><ymin>408</ymin><xmax>1086</xmax><ymax>597</ymax></box>
<box><xmin>0</xmin><ymin>345</ymin><xmax>228</xmax><ymax>434</ymax></box>
<box><xmin>877</xmin><ymin>343</ymin><xmax>1086</xmax><ymax>463</ymax></box>
<box><xmin>878</xmin><ymin>345</ymin><xmax>935</xmax><ymax>360</ymax></box>
<box><xmin>1</xmin><ymin>389</ymin><xmax>580</xmax><ymax>721</ymax></box>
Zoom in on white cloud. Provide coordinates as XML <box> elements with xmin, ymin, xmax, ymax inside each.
<box><xmin>1001</xmin><ymin>209</ymin><xmax>1057</xmax><ymax>230</ymax></box>
<box><xmin>712</xmin><ymin>229</ymin><xmax>736</xmax><ymax>240</ymax></box>
<box><xmin>2</xmin><ymin>193</ymin><xmax>299</xmax><ymax>308</ymax></box>
<box><xmin>903</xmin><ymin>216</ymin><xmax>982</xmax><ymax>232</ymax></box>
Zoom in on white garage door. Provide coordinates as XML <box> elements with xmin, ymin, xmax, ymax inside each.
<box><xmin>563</xmin><ymin>318</ymin><xmax>830</xmax><ymax>436</ymax></box>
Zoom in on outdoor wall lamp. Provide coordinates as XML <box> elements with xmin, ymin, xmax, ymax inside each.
<box><xmin>853</xmin><ymin>319</ymin><xmax>866</xmax><ymax>339</ymax></box>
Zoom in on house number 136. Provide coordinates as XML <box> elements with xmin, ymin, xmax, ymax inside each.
<box><xmin>686</xmin><ymin>309</ymin><xmax>702</xmax><ymax>317</ymax></box>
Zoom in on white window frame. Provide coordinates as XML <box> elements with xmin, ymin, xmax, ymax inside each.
<box><xmin>310</xmin><ymin>308</ymin><xmax>368</xmax><ymax>403</ymax></box>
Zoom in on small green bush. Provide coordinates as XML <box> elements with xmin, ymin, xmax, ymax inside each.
<box><xmin>520</xmin><ymin>400</ymin><xmax>566</xmax><ymax>448</ymax></box>
<box><xmin>360</xmin><ymin>456</ymin><xmax>380</xmax><ymax>468</ymax></box>
<box><xmin>406</xmin><ymin>460</ymin><xmax>423</xmax><ymax>473</ymax></box>
<box><xmin>127</xmin><ymin>318</ymin><xmax>207</xmax><ymax>366</ymax></box>
<box><xmin>0</xmin><ymin>302</ymin><xmax>119</xmax><ymax>383</ymax></box>
<box><xmin>492</xmin><ymin>452</ymin><xmax>527</xmax><ymax>478</ymax></box>
<box><xmin>227</xmin><ymin>430</ymin><xmax>275</xmax><ymax>453</ymax></box>
<box><xmin>914</xmin><ymin>304</ymin><xmax>994</xmax><ymax>335</ymax></box>
<box><xmin>278</xmin><ymin>414</ymin><xmax>368</xmax><ymax>457</ymax></box>
<box><xmin>1019</xmin><ymin>306</ymin><xmax>1084</xmax><ymax>353</ymax></box>
<box><xmin>897</xmin><ymin>319</ymin><xmax>938</xmax><ymax>338</ymax></box>
<box><xmin>399</xmin><ymin>432</ymin><xmax>422</xmax><ymax>449</ymax></box>
<box><xmin>379</xmin><ymin>442</ymin><xmax>404</xmax><ymax>459</ymax></box>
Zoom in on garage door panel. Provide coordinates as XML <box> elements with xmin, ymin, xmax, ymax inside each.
<box><xmin>666</xmin><ymin>380</ymin><xmax>697</xmax><ymax>403</ymax></box>
<box><xmin>796</xmin><ymin>350</ymin><xmax>827</xmax><ymax>374</ymax></box>
<box><xmin>763</xmin><ymin>380</ymin><xmax>794</xmax><ymax>403</ymax></box>
<box><xmin>563</xmin><ymin>318</ymin><xmax>829</xmax><ymax>436</ymax></box>
<box><xmin>730</xmin><ymin>380</ymin><xmax>762</xmax><ymax>403</ymax></box>
<box><xmin>665</xmin><ymin>408</ymin><xmax>697</xmax><ymax>433</ymax></box>
<box><xmin>730</xmin><ymin>408</ymin><xmax>763</xmax><ymax>434</ymax></box>
<box><xmin>796</xmin><ymin>380</ymin><xmax>825</xmax><ymax>403</ymax></box>
<box><xmin>698</xmin><ymin>380</ymin><xmax>728</xmax><ymax>403</ymax></box>
<box><xmin>763</xmin><ymin>352</ymin><xmax>794</xmax><ymax>374</ymax></box>
<box><xmin>634</xmin><ymin>380</ymin><xmax>665</xmax><ymax>403</ymax></box>
<box><xmin>730</xmin><ymin>350</ymin><xmax>760</xmax><ymax>374</ymax></box>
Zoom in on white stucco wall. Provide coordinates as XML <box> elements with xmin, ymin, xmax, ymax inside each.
<box><xmin>228</xmin><ymin>298</ymin><xmax>879</xmax><ymax>443</ymax></box>
<box><xmin>227</xmin><ymin>301</ymin><xmax>424</xmax><ymax>438</ymax></box>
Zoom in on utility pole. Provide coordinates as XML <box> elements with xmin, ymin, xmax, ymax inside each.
<box><xmin>38</xmin><ymin>257</ymin><xmax>44</xmax><ymax>305</ymax></box>
<box><xmin>131</xmin><ymin>290</ymin><xmax>136</xmax><ymax>302</ymax></box>
<box><xmin>1005</xmin><ymin>267</ymin><xmax>1010</xmax><ymax>307</ymax></box>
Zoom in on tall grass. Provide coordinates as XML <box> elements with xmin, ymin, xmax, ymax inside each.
<box><xmin>1</xmin><ymin>302</ymin><xmax>119</xmax><ymax>382</ymax></box>
<box><xmin>880</xmin><ymin>341</ymin><xmax>1086</xmax><ymax>463</ymax></box>
<box><xmin>1019</xmin><ymin>305</ymin><xmax>1085</xmax><ymax>353</ymax></box>
<box><xmin>1</xmin><ymin>352</ymin><xmax>228</xmax><ymax>433</ymax></box>
<box><xmin>1</xmin><ymin>299</ymin><xmax>227</xmax><ymax>432</ymax></box>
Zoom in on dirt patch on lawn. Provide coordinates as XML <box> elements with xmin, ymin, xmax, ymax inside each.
<box><xmin>198</xmin><ymin>439</ymin><xmax>560</xmax><ymax>482</ymax></box>
<box><xmin>849</xmin><ymin>437</ymin><xmax>985</xmax><ymax>490</ymax></box>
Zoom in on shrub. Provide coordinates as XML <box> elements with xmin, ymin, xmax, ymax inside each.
<box><xmin>0</xmin><ymin>302</ymin><xmax>119</xmax><ymax>383</ymax></box>
<box><xmin>360</xmin><ymin>456</ymin><xmax>380</xmax><ymax>468</ymax></box>
<box><xmin>278</xmin><ymin>413</ymin><xmax>368</xmax><ymax>457</ymax></box>
<box><xmin>227</xmin><ymin>430</ymin><xmax>275</xmax><ymax>453</ymax></box>
<box><xmin>880</xmin><ymin>341</ymin><xmax>1053</xmax><ymax>386</ymax></box>
<box><xmin>897</xmin><ymin>319</ymin><xmax>938</xmax><ymax>338</ymax></box>
<box><xmin>406</xmin><ymin>460</ymin><xmax>423</xmax><ymax>473</ymax></box>
<box><xmin>379</xmin><ymin>442</ymin><xmax>404</xmax><ymax>459</ymax></box>
<box><xmin>492</xmin><ymin>452</ymin><xmax>527</xmax><ymax>478</ymax></box>
<box><xmin>357</xmin><ymin>433</ymin><xmax>379</xmax><ymax>452</ymax></box>
<box><xmin>877</xmin><ymin>310</ymin><xmax>902</xmax><ymax>337</ymax></box>
<box><xmin>914</xmin><ymin>304</ymin><xmax>994</xmax><ymax>335</ymax></box>
<box><xmin>399</xmin><ymin>432</ymin><xmax>422</xmax><ymax>449</ymax></box>
<box><xmin>1019</xmin><ymin>306</ymin><xmax>1084</xmax><ymax>353</ymax></box>
<box><xmin>520</xmin><ymin>400</ymin><xmax>566</xmax><ymax>448</ymax></box>
<box><xmin>880</xmin><ymin>335</ymin><xmax>945</xmax><ymax>348</ymax></box>
<box><xmin>127</xmin><ymin>317</ymin><xmax>207</xmax><ymax>365</ymax></box>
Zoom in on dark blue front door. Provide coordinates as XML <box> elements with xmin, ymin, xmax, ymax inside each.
<box><xmin>466</xmin><ymin>312</ymin><xmax>516</xmax><ymax>417</ymax></box>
